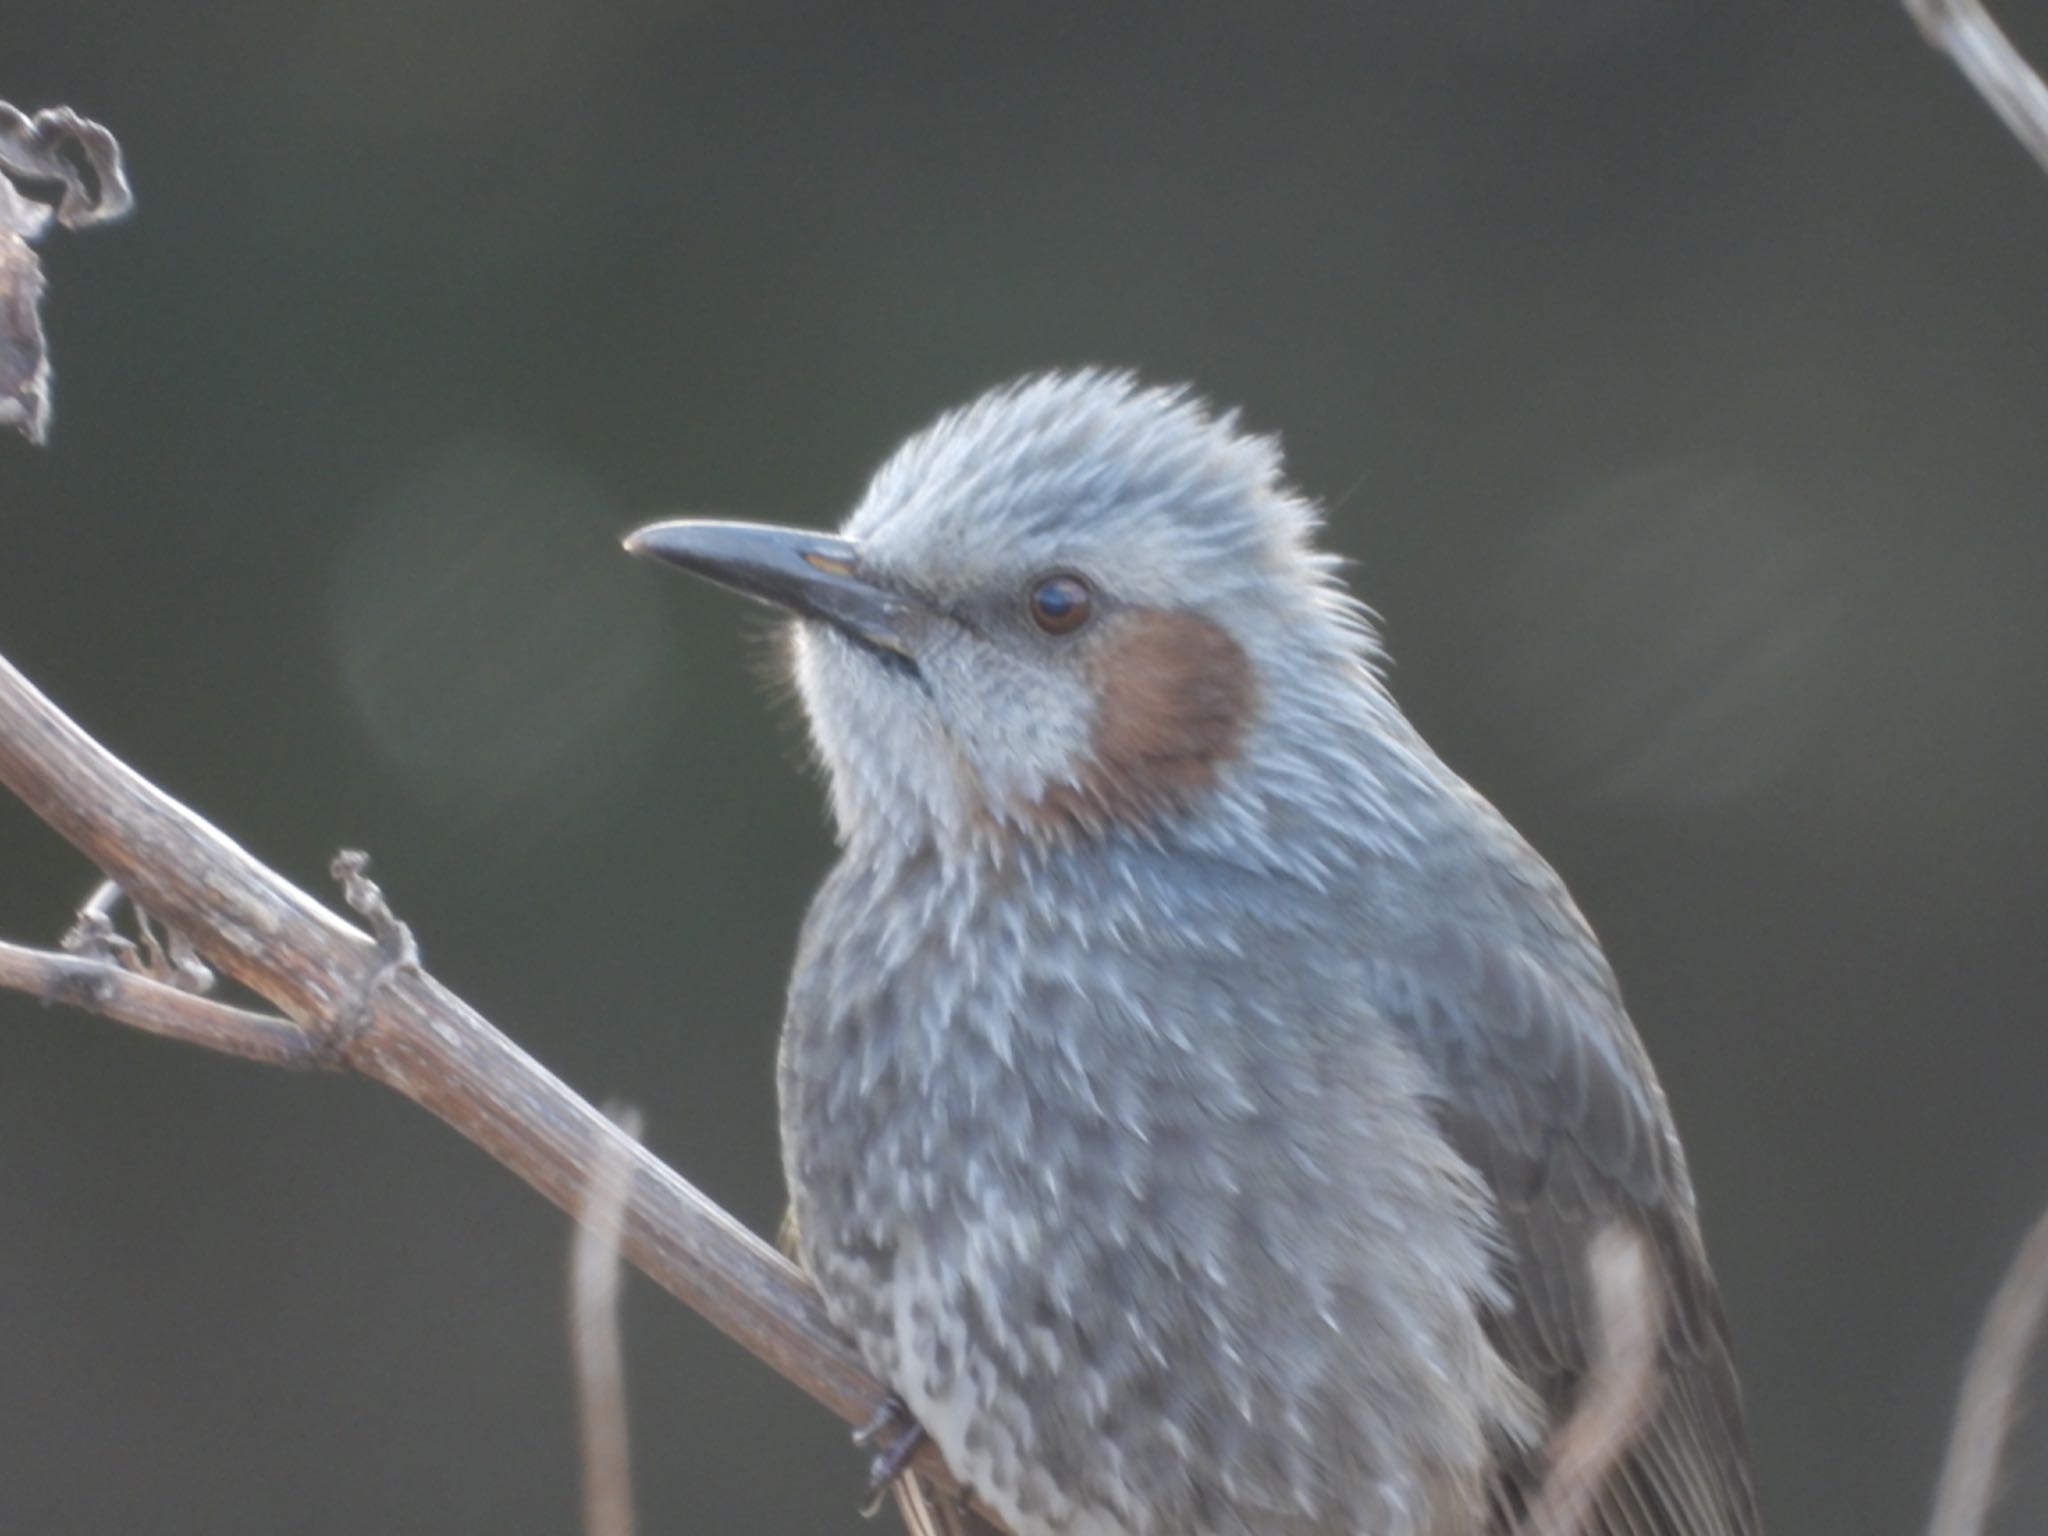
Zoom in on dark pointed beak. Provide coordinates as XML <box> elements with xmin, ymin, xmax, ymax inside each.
<box><xmin>622</xmin><ymin>518</ymin><xmax>918</xmax><ymax>665</ymax></box>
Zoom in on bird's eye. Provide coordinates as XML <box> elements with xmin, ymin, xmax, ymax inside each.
<box><xmin>1027</xmin><ymin>573</ymin><xmax>1094</xmax><ymax>635</ymax></box>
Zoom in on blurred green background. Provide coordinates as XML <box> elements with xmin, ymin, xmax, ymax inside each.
<box><xmin>4</xmin><ymin>2</ymin><xmax>2047</xmax><ymax>1532</ymax></box>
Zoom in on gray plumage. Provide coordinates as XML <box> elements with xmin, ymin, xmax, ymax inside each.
<box><xmin>630</xmin><ymin>372</ymin><xmax>1759</xmax><ymax>1536</ymax></box>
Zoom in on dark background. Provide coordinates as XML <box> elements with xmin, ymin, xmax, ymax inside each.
<box><xmin>4</xmin><ymin>2</ymin><xmax>2046</xmax><ymax>1532</ymax></box>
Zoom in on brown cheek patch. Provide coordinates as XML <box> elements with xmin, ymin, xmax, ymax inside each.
<box><xmin>1029</xmin><ymin>608</ymin><xmax>1256</xmax><ymax>833</ymax></box>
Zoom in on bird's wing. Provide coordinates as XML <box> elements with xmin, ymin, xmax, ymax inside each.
<box><xmin>1384</xmin><ymin>928</ymin><xmax>1761</xmax><ymax>1536</ymax></box>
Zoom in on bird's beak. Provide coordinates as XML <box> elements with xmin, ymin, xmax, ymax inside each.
<box><xmin>622</xmin><ymin>518</ymin><xmax>918</xmax><ymax>665</ymax></box>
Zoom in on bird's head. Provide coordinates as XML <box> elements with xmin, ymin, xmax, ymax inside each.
<box><xmin>628</xmin><ymin>372</ymin><xmax>1403</xmax><ymax>860</ymax></box>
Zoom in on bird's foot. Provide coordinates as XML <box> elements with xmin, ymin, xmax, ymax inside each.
<box><xmin>853</xmin><ymin>1392</ymin><xmax>928</xmax><ymax>1517</ymax></box>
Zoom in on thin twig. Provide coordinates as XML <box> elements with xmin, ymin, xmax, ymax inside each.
<box><xmin>1514</xmin><ymin>1226</ymin><xmax>1666</xmax><ymax>1536</ymax></box>
<box><xmin>0</xmin><ymin>936</ymin><xmax>320</xmax><ymax>1068</ymax></box>
<box><xmin>0</xmin><ymin>646</ymin><xmax>962</xmax><ymax>1502</ymax></box>
<box><xmin>573</xmin><ymin>1104</ymin><xmax>644</xmax><ymax>1536</ymax></box>
<box><xmin>1906</xmin><ymin>0</ymin><xmax>2048</xmax><ymax>177</ymax></box>
<box><xmin>1925</xmin><ymin>1203</ymin><xmax>2048</xmax><ymax>1536</ymax></box>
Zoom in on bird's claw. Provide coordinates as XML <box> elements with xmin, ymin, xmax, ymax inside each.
<box><xmin>853</xmin><ymin>1392</ymin><xmax>928</xmax><ymax>1517</ymax></box>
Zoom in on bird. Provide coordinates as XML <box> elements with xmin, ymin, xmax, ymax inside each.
<box><xmin>624</xmin><ymin>371</ymin><xmax>1759</xmax><ymax>1536</ymax></box>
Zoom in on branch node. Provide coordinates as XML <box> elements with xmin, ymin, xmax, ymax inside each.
<box><xmin>318</xmin><ymin>850</ymin><xmax>421</xmax><ymax>1068</ymax></box>
<box><xmin>61</xmin><ymin>902</ymin><xmax>140</xmax><ymax>980</ymax></box>
<box><xmin>331</xmin><ymin>849</ymin><xmax>419</xmax><ymax>970</ymax></box>
<box><xmin>43</xmin><ymin>947</ymin><xmax>119</xmax><ymax>1012</ymax></box>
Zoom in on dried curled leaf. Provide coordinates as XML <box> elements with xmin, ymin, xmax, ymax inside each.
<box><xmin>0</xmin><ymin>102</ymin><xmax>133</xmax><ymax>445</ymax></box>
<box><xmin>0</xmin><ymin>213</ymin><xmax>50</xmax><ymax>445</ymax></box>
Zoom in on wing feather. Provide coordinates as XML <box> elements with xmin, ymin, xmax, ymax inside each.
<box><xmin>1385</xmin><ymin>927</ymin><xmax>1760</xmax><ymax>1536</ymax></box>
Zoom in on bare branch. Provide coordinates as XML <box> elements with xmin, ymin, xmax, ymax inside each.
<box><xmin>0</xmin><ymin>645</ymin><xmax>969</xmax><ymax>1505</ymax></box>
<box><xmin>1926</xmin><ymin>1202</ymin><xmax>2048</xmax><ymax>1536</ymax></box>
<box><xmin>1514</xmin><ymin>1226</ymin><xmax>1666</xmax><ymax>1536</ymax></box>
<box><xmin>1906</xmin><ymin>0</ymin><xmax>2048</xmax><ymax>177</ymax></box>
<box><xmin>573</xmin><ymin>1105</ymin><xmax>644</xmax><ymax>1536</ymax></box>
<box><xmin>0</xmin><ymin>936</ymin><xmax>321</xmax><ymax>1068</ymax></box>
